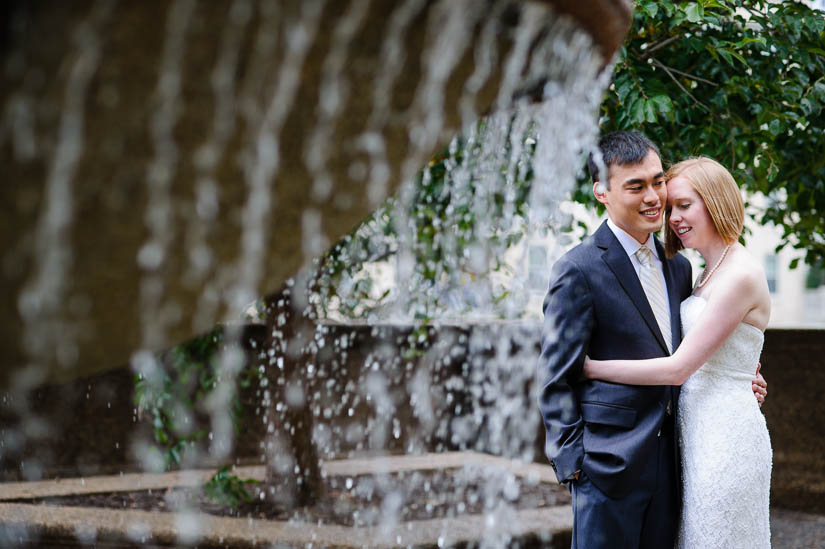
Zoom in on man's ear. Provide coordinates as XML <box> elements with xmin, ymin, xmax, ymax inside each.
<box><xmin>593</xmin><ymin>181</ymin><xmax>608</xmax><ymax>204</ymax></box>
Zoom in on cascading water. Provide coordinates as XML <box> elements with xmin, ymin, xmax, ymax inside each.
<box><xmin>272</xmin><ymin>3</ymin><xmax>611</xmax><ymax>546</ymax></box>
<box><xmin>0</xmin><ymin>0</ymin><xmax>628</xmax><ymax>546</ymax></box>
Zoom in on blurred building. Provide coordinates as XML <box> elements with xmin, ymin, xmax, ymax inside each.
<box><xmin>522</xmin><ymin>200</ymin><xmax>825</xmax><ymax>329</ymax></box>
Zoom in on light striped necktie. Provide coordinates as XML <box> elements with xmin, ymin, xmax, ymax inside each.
<box><xmin>635</xmin><ymin>245</ymin><xmax>672</xmax><ymax>353</ymax></box>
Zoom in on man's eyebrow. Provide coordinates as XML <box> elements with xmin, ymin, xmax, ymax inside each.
<box><xmin>622</xmin><ymin>172</ymin><xmax>665</xmax><ymax>186</ymax></box>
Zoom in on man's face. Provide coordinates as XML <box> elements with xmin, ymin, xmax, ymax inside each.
<box><xmin>593</xmin><ymin>151</ymin><xmax>666</xmax><ymax>244</ymax></box>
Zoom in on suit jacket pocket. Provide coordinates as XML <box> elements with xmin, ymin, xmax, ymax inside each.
<box><xmin>581</xmin><ymin>401</ymin><xmax>637</xmax><ymax>429</ymax></box>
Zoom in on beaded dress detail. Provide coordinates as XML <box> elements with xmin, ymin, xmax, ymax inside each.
<box><xmin>677</xmin><ymin>295</ymin><xmax>772</xmax><ymax>549</ymax></box>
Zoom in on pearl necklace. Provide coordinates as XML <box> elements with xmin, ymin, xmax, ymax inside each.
<box><xmin>696</xmin><ymin>244</ymin><xmax>732</xmax><ymax>288</ymax></box>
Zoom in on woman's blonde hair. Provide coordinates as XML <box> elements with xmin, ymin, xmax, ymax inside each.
<box><xmin>664</xmin><ymin>157</ymin><xmax>744</xmax><ymax>258</ymax></box>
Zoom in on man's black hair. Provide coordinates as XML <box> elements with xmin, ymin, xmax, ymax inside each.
<box><xmin>587</xmin><ymin>131</ymin><xmax>661</xmax><ymax>188</ymax></box>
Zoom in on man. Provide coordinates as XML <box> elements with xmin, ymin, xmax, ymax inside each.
<box><xmin>536</xmin><ymin>131</ymin><xmax>767</xmax><ymax>548</ymax></box>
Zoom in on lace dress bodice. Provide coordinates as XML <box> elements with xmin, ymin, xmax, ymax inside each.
<box><xmin>680</xmin><ymin>294</ymin><xmax>765</xmax><ymax>389</ymax></box>
<box><xmin>677</xmin><ymin>295</ymin><xmax>772</xmax><ymax>549</ymax></box>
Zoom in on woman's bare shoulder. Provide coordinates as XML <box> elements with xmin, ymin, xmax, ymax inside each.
<box><xmin>724</xmin><ymin>245</ymin><xmax>771</xmax><ymax>327</ymax></box>
<box><xmin>704</xmin><ymin>247</ymin><xmax>769</xmax><ymax>305</ymax></box>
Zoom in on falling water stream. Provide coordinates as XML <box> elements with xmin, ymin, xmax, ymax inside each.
<box><xmin>1</xmin><ymin>0</ymin><xmax>614</xmax><ymax>546</ymax></box>
<box><xmin>263</xmin><ymin>3</ymin><xmax>609</xmax><ymax>546</ymax></box>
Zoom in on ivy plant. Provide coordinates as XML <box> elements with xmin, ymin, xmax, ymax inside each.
<box><xmin>133</xmin><ymin>329</ymin><xmax>256</xmax><ymax>470</ymax></box>
<box><xmin>310</xmin><ymin>115</ymin><xmax>539</xmax><ymax>321</ymax></box>
<box><xmin>203</xmin><ymin>465</ymin><xmax>260</xmax><ymax>510</ymax></box>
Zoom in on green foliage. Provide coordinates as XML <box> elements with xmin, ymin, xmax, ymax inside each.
<box><xmin>593</xmin><ymin>0</ymin><xmax>825</xmax><ymax>267</ymax></box>
<box><xmin>401</xmin><ymin>324</ymin><xmax>434</xmax><ymax>359</ymax></box>
<box><xmin>133</xmin><ymin>330</ymin><xmax>256</xmax><ymax>469</ymax></box>
<box><xmin>313</xmin><ymin>1</ymin><xmax>825</xmax><ymax>317</ymax></box>
<box><xmin>203</xmin><ymin>466</ymin><xmax>260</xmax><ymax>510</ymax></box>
<box><xmin>311</xmin><ymin>115</ymin><xmax>537</xmax><ymax>321</ymax></box>
<box><xmin>310</xmin><ymin>203</ymin><xmax>396</xmax><ymax>319</ymax></box>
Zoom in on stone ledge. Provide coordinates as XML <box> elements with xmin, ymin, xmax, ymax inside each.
<box><xmin>0</xmin><ymin>452</ymin><xmax>557</xmax><ymax>501</ymax></box>
<box><xmin>0</xmin><ymin>468</ymin><xmax>264</xmax><ymax>501</ymax></box>
<box><xmin>0</xmin><ymin>502</ymin><xmax>572</xmax><ymax>548</ymax></box>
<box><xmin>0</xmin><ymin>452</ymin><xmax>571</xmax><ymax>548</ymax></box>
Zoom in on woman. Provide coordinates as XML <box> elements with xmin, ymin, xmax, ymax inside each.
<box><xmin>583</xmin><ymin>157</ymin><xmax>772</xmax><ymax>548</ymax></box>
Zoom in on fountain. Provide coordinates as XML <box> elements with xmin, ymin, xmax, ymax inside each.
<box><xmin>1</xmin><ymin>0</ymin><xmax>629</xmax><ymax>385</ymax></box>
<box><xmin>0</xmin><ymin>0</ymin><xmax>631</xmax><ymax>546</ymax></box>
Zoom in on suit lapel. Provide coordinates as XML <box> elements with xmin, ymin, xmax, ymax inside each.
<box><xmin>595</xmin><ymin>223</ymin><xmax>670</xmax><ymax>355</ymax></box>
<box><xmin>655</xmin><ymin>237</ymin><xmax>682</xmax><ymax>351</ymax></box>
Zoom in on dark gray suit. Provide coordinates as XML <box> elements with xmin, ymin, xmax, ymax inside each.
<box><xmin>537</xmin><ymin>221</ymin><xmax>692</xmax><ymax>548</ymax></box>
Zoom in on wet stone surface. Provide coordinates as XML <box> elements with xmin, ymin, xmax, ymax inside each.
<box><xmin>16</xmin><ymin>468</ymin><xmax>570</xmax><ymax>527</ymax></box>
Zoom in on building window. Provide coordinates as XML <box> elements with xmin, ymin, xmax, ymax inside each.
<box><xmin>806</xmin><ymin>264</ymin><xmax>825</xmax><ymax>290</ymax></box>
<box><xmin>528</xmin><ymin>245</ymin><xmax>548</xmax><ymax>291</ymax></box>
<box><xmin>765</xmin><ymin>255</ymin><xmax>778</xmax><ymax>294</ymax></box>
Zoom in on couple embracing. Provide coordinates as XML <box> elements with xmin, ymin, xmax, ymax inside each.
<box><xmin>537</xmin><ymin>131</ymin><xmax>772</xmax><ymax>548</ymax></box>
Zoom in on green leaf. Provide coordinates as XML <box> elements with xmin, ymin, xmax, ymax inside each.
<box><xmin>805</xmin><ymin>16</ymin><xmax>825</xmax><ymax>35</ymax></box>
<box><xmin>735</xmin><ymin>37</ymin><xmax>767</xmax><ymax>48</ymax></box>
<box><xmin>644</xmin><ymin>78</ymin><xmax>669</xmax><ymax>95</ymax></box>
<box><xmin>629</xmin><ymin>96</ymin><xmax>646</xmax><ymax>125</ymax></box>
<box><xmin>640</xmin><ymin>1</ymin><xmax>658</xmax><ymax>18</ymax></box>
<box><xmin>719</xmin><ymin>48</ymin><xmax>747</xmax><ymax>66</ymax></box>
<box><xmin>671</xmin><ymin>10</ymin><xmax>687</xmax><ymax>27</ymax></box>
<box><xmin>793</xmin><ymin>69</ymin><xmax>811</xmax><ymax>87</ymax></box>
<box><xmin>644</xmin><ymin>99</ymin><xmax>658</xmax><ymax>123</ymax></box>
<box><xmin>651</xmin><ymin>94</ymin><xmax>674</xmax><ymax>115</ymax></box>
<box><xmin>800</xmin><ymin>97</ymin><xmax>816</xmax><ymax>117</ymax></box>
<box><xmin>782</xmin><ymin>85</ymin><xmax>804</xmax><ymax>104</ymax></box>
<box><xmin>203</xmin><ymin>466</ymin><xmax>260</xmax><ymax>510</ymax></box>
<box><xmin>785</xmin><ymin>14</ymin><xmax>803</xmax><ymax>39</ymax></box>
<box><xmin>718</xmin><ymin>49</ymin><xmax>733</xmax><ymax>66</ymax></box>
<box><xmin>685</xmin><ymin>3</ymin><xmax>703</xmax><ymax>23</ymax></box>
<box><xmin>615</xmin><ymin>77</ymin><xmax>634</xmax><ymax>103</ymax></box>
<box><xmin>814</xmin><ymin>82</ymin><xmax>825</xmax><ymax>102</ymax></box>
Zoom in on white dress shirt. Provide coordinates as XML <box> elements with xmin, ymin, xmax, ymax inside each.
<box><xmin>606</xmin><ymin>218</ymin><xmax>672</xmax><ymax>330</ymax></box>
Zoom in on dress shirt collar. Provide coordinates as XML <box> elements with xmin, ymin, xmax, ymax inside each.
<box><xmin>606</xmin><ymin>217</ymin><xmax>657</xmax><ymax>259</ymax></box>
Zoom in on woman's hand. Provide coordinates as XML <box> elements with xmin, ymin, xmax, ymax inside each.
<box><xmin>753</xmin><ymin>363</ymin><xmax>767</xmax><ymax>408</ymax></box>
<box><xmin>583</xmin><ymin>356</ymin><xmax>596</xmax><ymax>379</ymax></box>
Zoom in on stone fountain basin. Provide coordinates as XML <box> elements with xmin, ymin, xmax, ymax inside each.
<box><xmin>0</xmin><ymin>452</ymin><xmax>572</xmax><ymax>548</ymax></box>
<box><xmin>1</xmin><ymin>0</ymin><xmax>633</xmax><ymax>388</ymax></box>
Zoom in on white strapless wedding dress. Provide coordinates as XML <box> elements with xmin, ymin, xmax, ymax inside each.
<box><xmin>677</xmin><ymin>295</ymin><xmax>772</xmax><ymax>548</ymax></box>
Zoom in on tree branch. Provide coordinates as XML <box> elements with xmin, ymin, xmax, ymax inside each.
<box><xmin>651</xmin><ymin>58</ymin><xmax>711</xmax><ymax>112</ymax></box>
<box><xmin>640</xmin><ymin>35</ymin><xmax>680</xmax><ymax>60</ymax></box>
<box><xmin>655</xmin><ymin>63</ymin><xmax>719</xmax><ymax>87</ymax></box>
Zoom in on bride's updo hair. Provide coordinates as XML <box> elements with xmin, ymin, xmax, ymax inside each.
<box><xmin>664</xmin><ymin>157</ymin><xmax>744</xmax><ymax>258</ymax></box>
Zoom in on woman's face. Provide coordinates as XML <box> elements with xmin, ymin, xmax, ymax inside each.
<box><xmin>667</xmin><ymin>175</ymin><xmax>715</xmax><ymax>249</ymax></box>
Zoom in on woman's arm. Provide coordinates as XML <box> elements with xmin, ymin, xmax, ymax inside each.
<box><xmin>584</xmin><ymin>268</ymin><xmax>762</xmax><ymax>386</ymax></box>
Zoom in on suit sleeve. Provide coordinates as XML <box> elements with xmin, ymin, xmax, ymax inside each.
<box><xmin>537</xmin><ymin>255</ymin><xmax>594</xmax><ymax>483</ymax></box>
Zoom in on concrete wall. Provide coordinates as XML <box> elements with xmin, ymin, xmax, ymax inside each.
<box><xmin>760</xmin><ymin>329</ymin><xmax>825</xmax><ymax>513</ymax></box>
<box><xmin>262</xmin><ymin>322</ymin><xmax>543</xmax><ymax>462</ymax></box>
<box><xmin>0</xmin><ymin>325</ymin><xmax>269</xmax><ymax>481</ymax></box>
